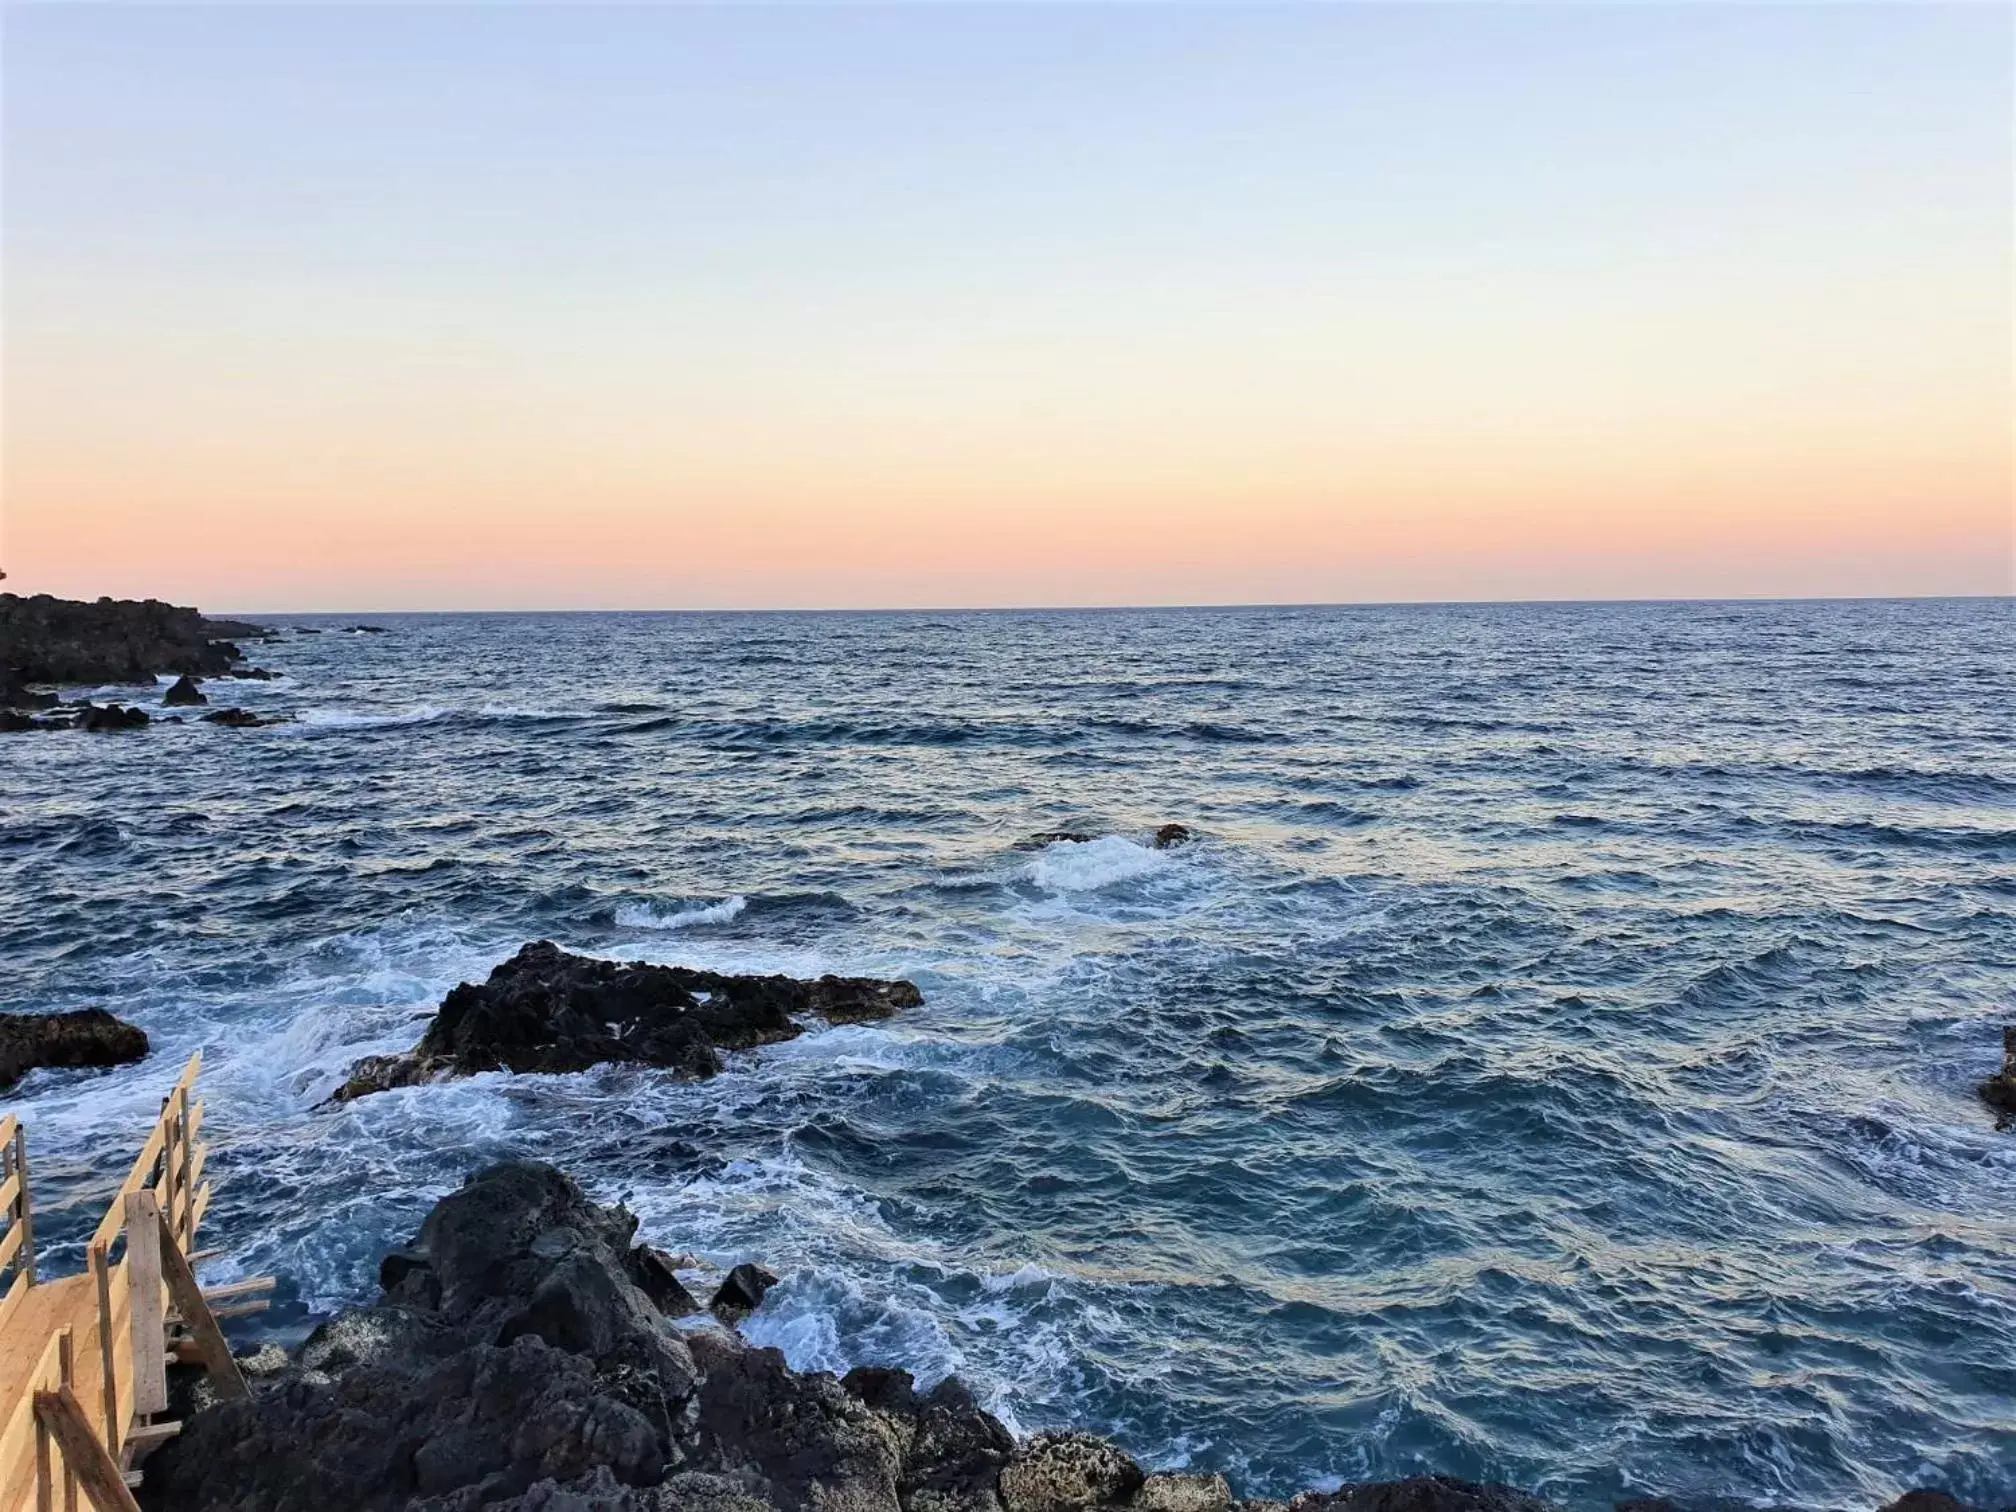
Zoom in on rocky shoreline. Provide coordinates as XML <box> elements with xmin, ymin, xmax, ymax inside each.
<box><xmin>0</xmin><ymin>590</ymin><xmax>290</xmax><ymax>731</ymax></box>
<box><xmin>140</xmin><ymin>1163</ymin><xmax>2000</xmax><ymax>1512</ymax></box>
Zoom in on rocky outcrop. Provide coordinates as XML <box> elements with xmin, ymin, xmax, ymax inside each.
<box><xmin>143</xmin><ymin>1163</ymin><xmax>1585</xmax><ymax>1512</ymax></box>
<box><xmin>0</xmin><ymin>1007</ymin><xmax>149</xmax><ymax>1090</ymax></box>
<box><xmin>1979</xmin><ymin>1026</ymin><xmax>2016</xmax><ymax>1127</ymax></box>
<box><xmin>1151</xmin><ymin>826</ymin><xmax>1192</xmax><ymax>850</ymax></box>
<box><xmin>1017</xmin><ymin>832</ymin><xmax>1096</xmax><ymax>850</ymax></box>
<box><xmin>332</xmin><ymin>942</ymin><xmax>922</xmax><ymax>1102</ymax></box>
<box><xmin>0</xmin><ymin>592</ymin><xmax>271</xmax><ymax>688</ymax></box>
<box><xmin>203</xmin><ymin>707</ymin><xmax>286</xmax><ymax>728</ymax></box>
<box><xmin>76</xmin><ymin>702</ymin><xmax>152</xmax><ymax>731</ymax></box>
<box><xmin>162</xmin><ymin>675</ymin><xmax>207</xmax><ymax>706</ymax></box>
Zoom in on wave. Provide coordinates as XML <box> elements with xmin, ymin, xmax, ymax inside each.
<box><xmin>295</xmin><ymin>705</ymin><xmax>447</xmax><ymax>729</ymax></box>
<box><xmin>1028</xmin><ymin>836</ymin><xmax>1169</xmax><ymax>892</ymax></box>
<box><xmin>613</xmin><ymin>896</ymin><xmax>749</xmax><ymax>930</ymax></box>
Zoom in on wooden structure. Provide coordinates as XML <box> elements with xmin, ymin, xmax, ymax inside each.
<box><xmin>0</xmin><ymin>1055</ymin><xmax>272</xmax><ymax>1511</ymax></box>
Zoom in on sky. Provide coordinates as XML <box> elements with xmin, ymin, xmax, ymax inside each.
<box><xmin>1</xmin><ymin>3</ymin><xmax>2010</xmax><ymax>612</ymax></box>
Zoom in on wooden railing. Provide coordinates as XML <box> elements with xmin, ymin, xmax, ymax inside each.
<box><xmin>1</xmin><ymin>1115</ymin><xmax>36</xmax><ymax>1328</ymax></box>
<box><xmin>0</xmin><ymin>1054</ymin><xmax>268</xmax><ymax>1512</ymax></box>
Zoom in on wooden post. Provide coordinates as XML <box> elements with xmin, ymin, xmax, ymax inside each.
<box><xmin>57</xmin><ymin>1329</ymin><xmax>77</xmax><ymax>1512</ymax></box>
<box><xmin>13</xmin><ymin>1120</ymin><xmax>36</xmax><ymax>1284</ymax></box>
<box><xmin>91</xmin><ymin>1243</ymin><xmax>118</xmax><ymax>1454</ymax></box>
<box><xmin>123</xmin><ymin>1193</ymin><xmax>169</xmax><ymax>1417</ymax></box>
<box><xmin>133</xmin><ymin>1192</ymin><xmax>247</xmax><ymax>1400</ymax></box>
<box><xmin>174</xmin><ymin>1089</ymin><xmax>196</xmax><ymax>1253</ymax></box>
<box><xmin>32</xmin><ymin>1389</ymin><xmax>143</xmax><ymax>1512</ymax></box>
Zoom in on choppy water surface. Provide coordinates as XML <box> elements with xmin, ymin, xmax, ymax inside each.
<box><xmin>3</xmin><ymin>601</ymin><xmax>2013</xmax><ymax>1510</ymax></box>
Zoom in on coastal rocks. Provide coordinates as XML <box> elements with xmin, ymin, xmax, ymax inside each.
<box><xmin>1977</xmin><ymin>1026</ymin><xmax>2016</xmax><ymax>1126</ymax></box>
<box><xmin>76</xmin><ymin>701</ymin><xmax>152</xmax><ymax>731</ymax></box>
<box><xmin>999</xmin><ymin>1433</ymin><xmax>1145</xmax><ymax>1512</ymax></box>
<box><xmin>203</xmin><ymin>707</ymin><xmax>285</xmax><ymax>728</ymax></box>
<box><xmin>144</xmin><ymin>1163</ymin><xmax>702</xmax><ymax>1511</ymax></box>
<box><xmin>1287</xmin><ymin>1479</ymin><xmax>1561</xmax><ymax>1512</ymax></box>
<box><xmin>1151</xmin><ymin>825</ymin><xmax>1192</xmax><ymax>849</ymax></box>
<box><xmin>0</xmin><ymin>591</ymin><xmax>270</xmax><ymax>686</ymax></box>
<box><xmin>146</xmin><ymin>1160</ymin><xmax>1580</xmax><ymax>1512</ymax></box>
<box><xmin>162</xmin><ymin>675</ymin><xmax>207</xmax><ymax>705</ymax></box>
<box><xmin>331</xmin><ymin>941</ymin><xmax>923</xmax><ymax>1101</ymax></box>
<box><xmin>710</xmin><ymin>1263</ymin><xmax>779</xmax><ymax>1321</ymax></box>
<box><xmin>0</xmin><ymin>1007</ymin><xmax>149</xmax><ymax>1090</ymax></box>
<box><xmin>1017</xmin><ymin>831</ymin><xmax>1097</xmax><ymax>850</ymax></box>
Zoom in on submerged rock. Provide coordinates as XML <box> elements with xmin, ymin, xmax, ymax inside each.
<box><xmin>1288</xmin><ymin>1480</ymin><xmax>1561</xmax><ymax>1512</ymax></box>
<box><xmin>1152</xmin><ymin>824</ymin><xmax>1193</xmax><ymax>849</ymax></box>
<box><xmin>1979</xmin><ymin>1025</ymin><xmax>2016</xmax><ymax>1127</ymax></box>
<box><xmin>75</xmin><ymin>701</ymin><xmax>151</xmax><ymax>731</ymax></box>
<box><xmin>0</xmin><ymin>1007</ymin><xmax>149</xmax><ymax>1090</ymax></box>
<box><xmin>1018</xmin><ymin>831</ymin><xmax>1097</xmax><ymax>850</ymax></box>
<box><xmin>332</xmin><ymin>941</ymin><xmax>923</xmax><ymax>1101</ymax></box>
<box><xmin>202</xmin><ymin>707</ymin><xmax>285</xmax><ymax>728</ymax></box>
<box><xmin>162</xmin><ymin>675</ymin><xmax>207</xmax><ymax>706</ymax></box>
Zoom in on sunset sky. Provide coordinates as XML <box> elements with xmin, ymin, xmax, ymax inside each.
<box><xmin>3</xmin><ymin>4</ymin><xmax>2010</xmax><ymax>612</ymax></box>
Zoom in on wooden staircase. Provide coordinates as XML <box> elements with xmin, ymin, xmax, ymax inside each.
<box><xmin>0</xmin><ymin>1055</ymin><xmax>272</xmax><ymax>1510</ymax></box>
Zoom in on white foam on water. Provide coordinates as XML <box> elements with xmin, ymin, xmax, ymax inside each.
<box><xmin>1029</xmin><ymin>836</ymin><xmax>1169</xmax><ymax>892</ymax></box>
<box><xmin>294</xmin><ymin>705</ymin><xmax>447</xmax><ymax>729</ymax></box>
<box><xmin>613</xmin><ymin>896</ymin><xmax>749</xmax><ymax>931</ymax></box>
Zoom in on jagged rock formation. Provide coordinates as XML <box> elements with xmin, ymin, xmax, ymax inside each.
<box><xmin>140</xmin><ymin>1163</ymin><xmax>1579</xmax><ymax>1512</ymax></box>
<box><xmin>332</xmin><ymin>942</ymin><xmax>923</xmax><ymax>1101</ymax></box>
<box><xmin>0</xmin><ymin>1007</ymin><xmax>149</xmax><ymax>1090</ymax></box>
<box><xmin>162</xmin><ymin>675</ymin><xmax>207</xmax><ymax>706</ymax></box>
<box><xmin>0</xmin><ymin>592</ymin><xmax>272</xmax><ymax>690</ymax></box>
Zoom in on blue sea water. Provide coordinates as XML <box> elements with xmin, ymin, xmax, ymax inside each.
<box><xmin>2</xmin><ymin>599</ymin><xmax>2013</xmax><ymax>1510</ymax></box>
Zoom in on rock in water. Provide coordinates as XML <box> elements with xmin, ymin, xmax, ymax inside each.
<box><xmin>147</xmin><ymin>1160</ymin><xmax>1572</xmax><ymax>1512</ymax></box>
<box><xmin>0</xmin><ymin>1007</ymin><xmax>149</xmax><ymax>1090</ymax></box>
<box><xmin>331</xmin><ymin>940</ymin><xmax>923</xmax><ymax>1101</ymax></box>
<box><xmin>709</xmin><ymin>1262</ymin><xmax>779</xmax><ymax>1320</ymax></box>
<box><xmin>74</xmin><ymin>702</ymin><xmax>150</xmax><ymax>732</ymax></box>
<box><xmin>1152</xmin><ymin>824</ymin><xmax>1193</xmax><ymax>849</ymax></box>
<box><xmin>1979</xmin><ymin>1025</ymin><xmax>2016</xmax><ymax>1126</ymax></box>
<box><xmin>162</xmin><ymin>675</ymin><xmax>207</xmax><ymax>706</ymax></box>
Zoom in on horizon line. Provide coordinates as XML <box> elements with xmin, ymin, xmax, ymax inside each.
<box><xmin>192</xmin><ymin>591</ymin><xmax>2016</xmax><ymax>618</ymax></box>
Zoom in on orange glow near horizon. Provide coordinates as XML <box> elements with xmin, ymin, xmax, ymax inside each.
<box><xmin>3</xmin><ymin>4</ymin><xmax>2009</xmax><ymax>610</ymax></box>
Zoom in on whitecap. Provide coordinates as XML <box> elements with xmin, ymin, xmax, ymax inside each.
<box><xmin>295</xmin><ymin>705</ymin><xmax>446</xmax><ymax>729</ymax></box>
<box><xmin>1028</xmin><ymin>836</ymin><xmax>1168</xmax><ymax>892</ymax></box>
<box><xmin>613</xmin><ymin>896</ymin><xmax>749</xmax><ymax>931</ymax></box>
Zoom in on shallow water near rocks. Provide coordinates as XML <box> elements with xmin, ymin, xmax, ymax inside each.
<box><xmin>2</xmin><ymin>600</ymin><xmax>2012</xmax><ymax>1510</ymax></box>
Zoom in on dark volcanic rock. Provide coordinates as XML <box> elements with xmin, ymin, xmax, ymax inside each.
<box><xmin>144</xmin><ymin>1163</ymin><xmax>699</xmax><ymax>1512</ymax></box>
<box><xmin>1016</xmin><ymin>831</ymin><xmax>1096</xmax><ymax>850</ymax></box>
<box><xmin>1288</xmin><ymin>1479</ymin><xmax>1561</xmax><ymax>1512</ymax></box>
<box><xmin>202</xmin><ymin>707</ymin><xmax>284</xmax><ymax>728</ymax></box>
<box><xmin>225</xmin><ymin>666</ymin><xmax>277</xmax><ymax>679</ymax></box>
<box><xmin>162</xmin><ymin>675</ymin><xmax>207</xmax><ymax>706</ymax></box>
<box><xmin>709</xmin><ymin>1263</ymin><xmax>779</xmax><ymax>1320</ymax></box>
<box><xmin>1978</xmin><ymin>1025</ymin><xmax>2016</xmax><ymax>1127</ymax></box>
<box><xmin>75</xmin><ymin>701</ymin><xmax>150</xmax><ymax>731</ymax></box>
<box><xmin>0</xmin><ymin>591</ymin><xmax>270</xmax><ymax>686</ymax></box>
<box><xmin>144</xmin><ymin>1161</ymin><xmax>1576</xmax><ymax>1512</ymax></box>
<box><xmin>1152</xmin><ymin>824</ymin><xmax>1193</xmax><ymax>849</ymax></box>
<box><xmin>0</xmin><ymin>709</ymin><xmax>39</xmax><ymax>733</ymax></box>
<box><xmin>0</xmin><ymin>668</ymin><xmax>56</xmax><ymax>710</ymax></box>
<box><xmin>0</xmin><ymin>1007</ymin><xmax>149</xmax><ymax>1090</ymax></box>
<box><xmin>332</xmin><ymin>941</ymin><xmax>923</xmax><ymax>1101</ymax></box>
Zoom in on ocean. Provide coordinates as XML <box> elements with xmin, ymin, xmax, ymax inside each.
<box><xmin>2</xmin><ymin>599</ymin><xmax>2011</xmax><ymax>1510</ymax></box>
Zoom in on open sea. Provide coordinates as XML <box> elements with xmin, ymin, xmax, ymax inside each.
<box><xmin>2</xmin><ymin>599</ymin><xmax>2012</xmax><ymax>1511</ymax></box>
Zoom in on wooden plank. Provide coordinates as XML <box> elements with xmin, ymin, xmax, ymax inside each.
<box><xmin>136</xmin><ymin>1197</ymin><xmax>244</xmax><ymax>1401</ymax></box>
<box><xmin>88</xmin><ymin>1252</ymin><xmax>115</xmax><ymax>1461</ymax></box>
<box><xmin>9</xmin><ymin>1126</ymin><xmax>31</xmax><ymax>1289</ymax></box>
<box><xmin>31</xmin><ymin>1390</ymin><xmax>140</xmax><ymax>1512</ymax></box>
<box><xmin>196</xmin><ymin>1279</ymin><xmax>272</xmax><ymax>1305</ymax></box>
<box><xmin>0</xmin><ymin>1172</ymin><xmax>18</xmax><ymax>1216</ymax></box>
<box><xmin>0</xmin><ymin>1230</ymin><xmax>22</xmax><ymax>1278</ymax></box>
<box><xmin>0</xmin><ymin>1119</ymin><xmax>14</xmax><ymax>1151</ymax></box>
<box><xmin>118</xmin><ymin>1200</ymin><xmax>164</xmax><ymax>1421</ymax></box>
